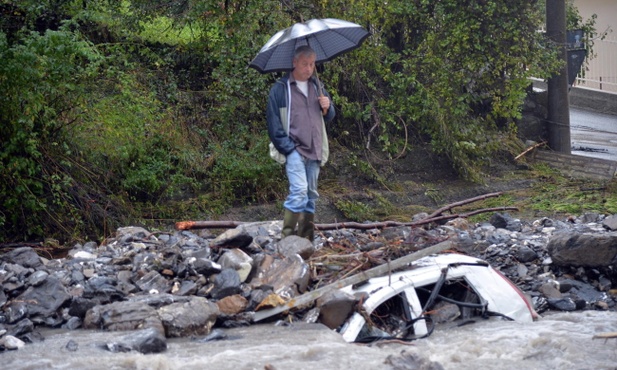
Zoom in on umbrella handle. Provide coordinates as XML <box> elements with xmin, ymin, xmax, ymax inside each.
<box><xmin>313</xmin><ymin>68</ymin><xmax>325</xmax><ymax>98</ymax></box>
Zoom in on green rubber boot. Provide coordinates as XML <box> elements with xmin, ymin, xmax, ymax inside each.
<box><xmin>298</xmin><ymin>212</ymin><xmax>315</xmax><ymax>242</ymax></box>
<box><xmin>282</xmin><ymin>209</ymin><xmax>300</xmax><ymax>238</ymax></box>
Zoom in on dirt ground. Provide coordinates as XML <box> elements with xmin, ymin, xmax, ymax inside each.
<box><xmin>220</xmin><ymin>144</ymin><xmax>541</xmax><ymax>225</ymax></box>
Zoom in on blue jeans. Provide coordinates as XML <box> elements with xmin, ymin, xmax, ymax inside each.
<box><xmin>284</xmin><ymin>150</ymin><xmax>320</xmax><ymax>214</ymax></box>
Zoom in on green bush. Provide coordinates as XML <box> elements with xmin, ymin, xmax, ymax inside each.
<box><xmin>0</xmin><ymin>25</ymin><xmax>103</xmax><ymax>240</ymax></box>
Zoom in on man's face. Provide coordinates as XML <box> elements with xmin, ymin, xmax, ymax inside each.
<box><xmin>292</xmin><ymin>53</ymin><xmax>316</xmax><ymax>82</ymax></box>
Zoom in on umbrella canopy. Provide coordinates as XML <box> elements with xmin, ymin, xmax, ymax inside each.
<box><xmin>249</xmin><ymin>18</ymin><xmax>370</xmax><ymax>74</ymax></box>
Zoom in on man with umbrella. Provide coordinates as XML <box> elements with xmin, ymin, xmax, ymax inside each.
<box><xmin>266</xmin><ymin>45</ymin><xmax>335</xmax><ymax>242</ymax></box>
<box><xmin>251</xmin><ymin>18</ymin><xmax>369</xmax><ymax>241</ymax></box>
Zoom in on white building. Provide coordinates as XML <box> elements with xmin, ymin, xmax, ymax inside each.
<box><xmin>572</xmin><ymin>0</ymin><xmax>617</xmax><ymax>92</ymax></box>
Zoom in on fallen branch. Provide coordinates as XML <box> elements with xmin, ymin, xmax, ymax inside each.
<box><xmin>175</xmin><ymin>192</ymin><xmax>515</xmax><ymax>231</ymax></box>
<box><xmin>426</xmin><ymin>191</ymin><xmax>504</xmax><ymax>219</ymax></box>
<box><xmin>252</xmin><ymin>237</ymin><xmax>457</xmax><ymax>322</ymax></box>
<box><xmin>175</xmin><ymin>220</ymin><xmax>246</xmax><ymax>230</ymax></box>
<box><xmin>515</xmin><ymin>141</ymin><xmax>547</xmax><ymax>160</ymax></box>
<box><xmin>314</xmin><ymin>206</ymin><xmax>518</xmax><ymax>230</ymax></box>
<box><xmin>593</xmin><ymin>332</ymin><xmax>617</xmax><ymax>340</ymax></box>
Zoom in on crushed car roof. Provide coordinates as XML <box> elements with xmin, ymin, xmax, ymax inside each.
<box><xmin>338</xmin><ymin>253</ymin><xmax>537</xmax><ymax>343</ymax></box>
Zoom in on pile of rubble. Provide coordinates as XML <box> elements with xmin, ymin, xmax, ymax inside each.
<box><xmin>1</xmin><ymin>210</ymin><xmax>616</xmax><ymax>353</ymax></box>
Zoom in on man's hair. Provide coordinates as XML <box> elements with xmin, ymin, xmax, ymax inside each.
<box><xmin>294</xmin><ymin>45</ymin><xmax>316</xmax><ymax>59</ymax></box>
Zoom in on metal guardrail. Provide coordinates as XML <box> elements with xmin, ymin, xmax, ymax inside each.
<box><xmin>575</xmin><ymin>37</ymin><xmax>617</xmax><ymax>93</ymax></box>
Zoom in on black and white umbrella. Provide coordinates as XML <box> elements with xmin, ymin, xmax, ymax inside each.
<box><xmin>249</xmin><ymin>18</ymin><xmax>370</xmax><ymax>74</ymax></box>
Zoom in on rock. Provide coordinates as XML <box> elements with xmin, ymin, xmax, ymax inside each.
<box><xmin>547</xmin><ymin>297</ymin><xmax>578</xmax><ymax>311</ymax></box>
<box><xmin>210</xmin><ymin>268</ymin><xmax>242</xmax><ymax>300</ymax></box>
<box><xmin>135</xmin><ymin>270</ymin><xmax>172</xmax><ymax>294</ymax></box>
<box><xmin>538</xmin><ymin>282</ymin><xmax>562</xmax><ymax>299</ymax></box>
<box><xmin>127</xmin><ymin>293</ymin><xmax>191</xmax><ymax>308</ymax></box>
<box><xmin>558</xmin><ymin>279</ymin><xmax>608</xmax><ymax>305</ymax></box>
<box><xmin>5</xmin><ymin>318</ymin><xmax>34</xmax><ymax>338</ymax></box>
<box><xmin>0</xmin><ymin>335</ymin><xmax>26</xmax><ymax>350</ymax></box>
<box><xmin>65</xmin><ymin>339</ymin><xmax>79</xmax><ymax>351</ymax></box>
<box><xmin>157</xmin><ymin>296</ymin><xmax>219</xmax><ymax>337</ymax></box>
<box><xmin>517</xmin><ymin>263</ymin><xmax>529</xmax><ymax>278</ymax></box>
<box><xmin>115</xmin><ymin>226</ymin><xmax>151</xmax><ymax>242</ymax></box>
<box><xmin>385</xmin><ymin>349</ymin><xmax>445</xmax><ymax>370</ymax></box>
<box><xmin>218</xmin><ymin>249</ymin><xmax>254</xmax><ymax>282</ymax></box>
<box><xmin>246</xmin><ymin>288</ymin><xmax>273</xmax><ymax>311</ymax></box>
<box><xmin>211</xmin><ymin>228</ymin><xmax>253</xmax><ymax>249</ymax></box>
<box><xmin>106</xmin><ymin>326</ymin><xmax>167</xmax><ymax>354</ymax></box>
<box><xmin>517</xmin><ymin>246</ymin><xmax>538</xmax><ymax>263</ymax></box>
<box><xmin>28</xmin><ymin>270</ymin><xmax>49</xmax><ymax>286</ymax></box>
<box><xmin>580</xmin><ymin>212</ymin><xmax>601</xmax><ymax>224</ymax></box>
<box><xmin>547</xmin><ymin>231</ymin><xmax>617</xmax><ymax>267</ymax></box>
<box><xmin>216</xmin><ymin>294</ymin><xmax>249</xmax><ymax>315</ymax></box>
<box><xmin>1</xmin><ymin>247</ymin><xmax>43</xmax><ymax>268</ymax></box>
<box><xmin>63</xmin><ymin>316</ymin><xmax>82</xmax><ymax>330</ymax></box>
<box><xmin>191</xmin><ymin>258</ymin><xmax>221</xmax><ymax>276</ymax></box>
<box><xmin>4</xmin><ymin>301</ymin><xmax>28</xmax><ymax>324</ymax></box>
<box><xmin>83</xmin><ymin>301</ymin><xmax>157</xmax><ymax>331</ymax></box>
<box><xmin>486</xmin><ymin>228</ymin><xmax>512</xmax><ymax>245</ymax></box>
<box><xmin>68</xmin><ymin>297</ymin><xmax>97</xmax><ymax>319</ymax></box>
<box><xmin>250</xmin><ymin>254</ymin><xmax>310</xmax><ymax>298</ymax></box>
<box><xmin>193</xmin><ymin>328</ymin><xmax>229</xmax><ymax>342</ymax></box>
<box><xmin>84</xmin><ymin>276</ymin><xmax>122</xmax><ymax>299</ymax></box>
<box><xmin>72</xmin><ymin>251</ymin><xmax>97</xmax><ymax>259</ymax></box>
<box><xmin>446</xmin><ymin>217</ymin><xmax>471</xmax><ymax>230</ymax></box>
<box><xmin>316</xmin><ymin>290</ymin><xmax>357</xmax><ymax>330</ymax></box>
<box><xmin>172</xmin><ymin>280</ymin><xmax>198</xmax><ymax>296</ymax></box>
<box><xmin>602</xmin><ymin>214</ymin><xmax>617</xmax><ymax>231</ymax></box>
<box><xmin>276</xmin><ymin>235</ymin><xmax>316</xmax><ymax>260</ymax></box>
<box><xmin>16</xmin><ymin>275</ymin><xmax>71</xmax><ymax>320</ymax></box>
<box><xmin>490</xmin><ymin>212</ymin><xmax>522</xmax><ymax>232</ymax></box>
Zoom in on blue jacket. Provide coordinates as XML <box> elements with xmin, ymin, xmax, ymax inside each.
<box><xmin>266</xmin><ymin>74</ymin><xmax>335</xmax><ymax>165</ymax></box>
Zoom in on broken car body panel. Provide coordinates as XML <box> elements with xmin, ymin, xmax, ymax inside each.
<box><xmin>338</xmin><ymin>253</ymin><xmax>537</xmax><ymax>343</ymax></box>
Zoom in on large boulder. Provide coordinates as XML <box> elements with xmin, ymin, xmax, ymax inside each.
<box><xmin>547</xmin><ymin>231</ymin><xmax>617</xmax><ymax>267</ymax></box>
<box><xmin>157</xmin><ymin>296</ymin><xmax>219</xmax><ymax>337</ymax></box>
<box><xmin>83</xmin><ymin>300</ymin><xmax>157</xmax><ymax>331</ymax></box>
<box><xmin>1</xmin><ymin>247</ymin><xmax>43</xmax><ymax>268</ymax></box>
<box><xmin>15</xmin><ymin>275</ymin><xmax>70</xmax><ymax>321</ymax></box>
<box><xmin>276</xmin><ymin>235</ymin><xmax>316</xmax><ymax>260</ymax></box>
<box><xmin>250</xmin><ymin>254</ymin><xmax>310</xmax><ymax>298</ymax></box>
<box><xmin>105</xmin><ymin>326</ymin><xmax>167</xmax><ymax>354</ymax></box>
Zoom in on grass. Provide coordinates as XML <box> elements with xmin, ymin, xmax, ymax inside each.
<box><xmin>323</xmin><ymin>153</ymin><xmax>617</xmax><ymax>224</ymax></box>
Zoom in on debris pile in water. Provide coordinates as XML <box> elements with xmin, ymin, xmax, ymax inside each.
<box><xmin>1</xmin><ymin>210</ymin><xmax>616</xmax><ymax>353</ymax></box>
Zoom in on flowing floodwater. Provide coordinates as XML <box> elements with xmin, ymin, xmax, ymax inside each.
<box><xmin>3</xmin><ymin>310</ymin><xmax>617</xmax><ymax>370</ymax></box>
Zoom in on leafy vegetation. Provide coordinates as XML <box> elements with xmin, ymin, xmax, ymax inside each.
<box><xmin>0</xmin><ymin>0</ymin><xmax>607</xmax><ymax>243</ymax></box>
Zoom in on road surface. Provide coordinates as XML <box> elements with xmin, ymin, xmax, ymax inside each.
<box><xmin>570</xmin><ymin>107</ymin><xmax>617</xmax><ymax>161</ymax></box>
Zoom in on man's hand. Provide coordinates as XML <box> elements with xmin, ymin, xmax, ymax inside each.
<box><xmin>318</xmin><ymin>96</ymin><xmax>330</xmax><ymax>115</ymax></box>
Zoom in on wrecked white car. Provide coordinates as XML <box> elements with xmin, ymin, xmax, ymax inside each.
<box><xmin>338</xmin><ymin>253</ymin><xmax>538</xmax><ymax>343</ymax></box>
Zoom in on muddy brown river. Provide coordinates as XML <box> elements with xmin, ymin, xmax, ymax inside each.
<box><xmin>3</xmin><ymin>310</ymin><xmax>616</xmax><ymax>370</ymax></box>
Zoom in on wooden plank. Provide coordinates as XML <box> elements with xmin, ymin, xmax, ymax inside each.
<box><xmin>252</xmin><ymin>238</ymin><xmax>456</xmax><ymax>322</ymax></box>
<box><xmin>532</xmin><ymin>149</ymin><xmax>617</xmax><ymax>180</ymax></box>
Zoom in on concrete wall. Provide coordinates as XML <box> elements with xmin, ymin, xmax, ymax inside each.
<box><xmin>569</xmin><ymin>86</ymin><xmax>617</xmax><ymax>115</ymax></box>
<box><xmin>532</xmin><ymin>80</ymin><xmax>617</xmax><ymax>115</ymax></box>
